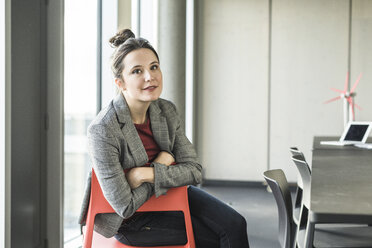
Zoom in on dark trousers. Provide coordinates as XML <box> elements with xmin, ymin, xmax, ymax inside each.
<box><xmin>115</xmin><ymin>186</ymin><xmax>250</xmax><ymax>248</ymax></box>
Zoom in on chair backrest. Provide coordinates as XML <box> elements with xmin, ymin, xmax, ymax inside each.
<box><xmin>291</xmin><ymin>154</ymin><xmax>311</xmax><ymax>207</ymax></box>
<box><xmin>289</xmin><ymin>147</ymin><xmax>306</xmax><ymax>162</ymax></box>
<box><xmin>264</xmin><ymin>169</ymin><xmax>295</xmax><ymax>248</ymax></box>
<box><xmin>83</xmin><ymin>169</ymin><xmax>195</xmax><ymax>248</ymax></box>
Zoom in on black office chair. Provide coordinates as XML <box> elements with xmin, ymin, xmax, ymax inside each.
<box><xmin>290</xmin><ymin>147</ymin><xmax>306</xmax><ymax>162</ymax></box>
<box><xmin>291</xmin><ymin>155</ymin><xmax>311</xmax><ymax>247</ymax></box>
<box><xmin>264</xmin><ymin>169</ymin><xmax>372</xmax><ymax>248</ymax></box>
<box><xmin>264</xmin><ymin>169</ymin><xmax>296</xmax><ymax>248</ymax></box>
<box><xmin>289</xmin><ymin>148</ymin><xmax>307</xmax><ymax>226</ymax></box>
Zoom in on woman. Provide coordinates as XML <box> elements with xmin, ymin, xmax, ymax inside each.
<box><xmin>79</xmin><ymin>29</ymin><xmax>250</xmax><ymax>247</ymax></box>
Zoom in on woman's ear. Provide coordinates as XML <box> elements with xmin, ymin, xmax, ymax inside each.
<box><xmin>114</xmin><ymin>78</ymin><xmax>126</xmax><ymax>91</ymax></box>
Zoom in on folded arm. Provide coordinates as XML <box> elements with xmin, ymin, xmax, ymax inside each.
<box><xmin>152</xmin><ymin>104</ymin><xmax>203</xmax><ymax>197</ymax></box>
<box><xmin>88</xmin><ymin>124</ymin><xmax>154</xmax><ymax>219</ymax></box>
<box><xmin>125</xmin><ymin>150</ymin><xmax>174</xmax><ymax>189</ymax></box>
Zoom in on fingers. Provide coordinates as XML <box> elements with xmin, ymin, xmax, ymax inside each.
<box><xmin>154</xmin><ymin>151</ymin><xmax>175</xmax><ymax>166</ymax></box>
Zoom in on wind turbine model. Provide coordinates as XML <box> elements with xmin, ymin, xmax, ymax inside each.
<box><xmin>324</xmin><ymin>72</ymin><xmax>362</xmax><ymax>127</ymax></box>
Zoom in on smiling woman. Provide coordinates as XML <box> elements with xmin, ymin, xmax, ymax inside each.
<box><xmin>78</xmin><ymin>28</ymin><xmax>250</xmax><ymax>247</ymax></box>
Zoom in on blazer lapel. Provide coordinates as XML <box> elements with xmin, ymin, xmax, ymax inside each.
<box><xmin>149</xmin><ymin>102</ymin><xmax>170</xmax><ymax>152</ymax></box>
<box><xmin>113</xmin><ymin>94</ymin><xmax>148</xmax><ymax>166</ymax></box>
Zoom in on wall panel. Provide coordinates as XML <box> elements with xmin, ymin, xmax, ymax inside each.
<box><xmin>270</xmin><ymin>0</ymin><xmax>350</xmax><ymax>181</ymax></box>
<box><xmin>196</xmin><ymin>0</ymin><xmax>269</xmax><ymax>181</ymax></box>
<box><xmin>350</xmin><ymin>0</ymin><xmax>372</xmax><ymax>121</ymax></box>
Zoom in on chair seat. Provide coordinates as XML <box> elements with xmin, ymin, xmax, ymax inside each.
<box><xmin>85</xmin><ymin>228</ymin><xmax>189</xmax><ymax>248</ymax></box>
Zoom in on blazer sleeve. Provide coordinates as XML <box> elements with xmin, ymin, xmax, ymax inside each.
<box><xmin>152</xmin><ymin>103</ymin><xmax>202</xmax><ymax>197</ymax></box>
<box><xmin>88</xmin><ymin>123</ymin><xmax>154</xmax><ymax>219</ymax></box>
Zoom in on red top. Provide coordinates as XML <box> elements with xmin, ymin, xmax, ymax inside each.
<box><xmin>134</xmin><ymin>117</ymin><xmax>161</xmax><ymax>163</ymax></box>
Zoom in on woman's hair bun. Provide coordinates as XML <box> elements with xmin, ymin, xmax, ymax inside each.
<box><xmin>109</xmin><ymin>29</ymin><xmax>135</xmax><ymax>47</ymax></box>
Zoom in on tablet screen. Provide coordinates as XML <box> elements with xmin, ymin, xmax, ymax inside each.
<box><xmin>344</xmin><ymin>124</ymin><xmax>369</xmax><ymax>141</ymax></box>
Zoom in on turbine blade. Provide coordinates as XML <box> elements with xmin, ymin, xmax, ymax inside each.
<box><xmin>344</xmin><ymin>72</ymin><xmax>349</xmax><ymax>92</ymax></box>
<box><xmin>350</xmin><ymin>73</ymin><xmax>362</xmax><ymax>93</ymax></box>
<box><xmin>324</xmin><ymin>96</ymin><xmax>341</xmax><ymax>104</ymax></box>
<box><xmin>330</xmin><ymin>88</ymin><xmax>344</xmax><ymax>93</ymax></box>
<box><xmin>354</xmin><ymin>103</ymin><xmax>362</xmax><ymax>110</ymax></box>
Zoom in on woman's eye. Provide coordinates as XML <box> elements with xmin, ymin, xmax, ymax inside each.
<box><xmin>151</xmin><ymin>65</ymin><xmax>159</xmax><ymax>70</ymax></box>
<box><xmin>132</xmin><ymin>69</ymin><xmax>142</xmax><ymax>74</ymax></box>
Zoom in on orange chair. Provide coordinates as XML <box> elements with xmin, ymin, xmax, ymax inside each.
<box><xmin>83</xmin><ymin>169</ymin><xmax>196</xmax><ymax>248</ymax></box>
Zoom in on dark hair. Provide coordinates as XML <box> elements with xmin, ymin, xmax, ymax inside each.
<box><xmin>109</xmin><ymin>29</ymin><xmax>159</xmax><ymax>80</ymax></box>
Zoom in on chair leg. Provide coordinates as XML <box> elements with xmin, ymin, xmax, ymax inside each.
<box><xmin>184</xmin><ymin>217</ymin><xmax>195</xmax><ymax>248</ymax></box>
<box><xmin>83</xmin><ymin>212</ymin><xmax>96</xmax><ymax>248</ymax></box>
<box><xmin>182</xmin><ymin>201</ymin><xmax>196</xmax><ymax>248</ymax></box>
<box><xmin>296</xmin><ymin>204</ymin><xmax>309</xmax><ymax>248</ymax></box>
<box><xmin>304</xmin><ymin>220</ymin><xmax>315</xmax><ymax>248</ymax></box>
<box><xmin>293</xmin><ymin>224</ymin><xmax>298</xmax><ymax>248</ymax></box>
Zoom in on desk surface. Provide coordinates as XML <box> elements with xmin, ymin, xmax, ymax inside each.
<box><xmin>313</xmin><ymin>136</ymin><xmax>372</xmax><ymax>150</ymax></box>
<box><xmin>311</xmin><ymin>137</ymin><xmax>372</xmax><ymax>223</ymax></box>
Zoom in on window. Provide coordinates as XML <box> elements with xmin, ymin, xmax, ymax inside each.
<box><xmin>64</xmin><ymin>0</ymin><xmax>98</xmax><ymax>244</ymax></box>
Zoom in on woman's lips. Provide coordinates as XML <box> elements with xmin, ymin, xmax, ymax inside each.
<box><xmin>143</xmin><ymin>86</ymin><xmax>157</xmax><ymax>91</ymax></box>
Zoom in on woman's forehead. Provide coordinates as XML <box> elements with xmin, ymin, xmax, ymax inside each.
<box><xmin>123</xmin><ymin>48</ymin><xmax>158</xmax><ymax>67</ymax></box>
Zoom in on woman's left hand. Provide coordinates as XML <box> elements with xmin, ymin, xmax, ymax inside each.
<box><xmin>153</xmin><ymin>151</ymin><xmax>175</xmax><ymax>166</ymax></box>
<box><xmin>125</xmin><ymin>167</ymin><xmax>155</xmax><ymax>189</ymax></box>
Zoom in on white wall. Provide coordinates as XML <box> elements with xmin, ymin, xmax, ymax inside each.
<box><xmin>350</xmin><ymin>0</ymin><xmax>372</xmax><ymax>122</ymax></box>
<box><xmin>196</xmin><ymin>0</ymin><xmax>270</xmax><ymax>181</ymax></box>
<box><xmin>270</xmin><ymin>0</ymin><xmax>350</xmax><ymax>180</ymax></box>
<box><xmin>196</xmin><ymin>0</ymin><xmax>372</xmax><ymax>182</ymax></box>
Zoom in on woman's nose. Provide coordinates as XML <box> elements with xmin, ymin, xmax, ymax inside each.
<box><xmin>144</xmin><ymin>70</ymin><xmax>153</xmax><ymax>81</ymax></box>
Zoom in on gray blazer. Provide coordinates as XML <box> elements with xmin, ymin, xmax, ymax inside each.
<box><xmin>78</xmin><ymin>93</ymin><xmax>202</xmax><ymax>238</ymax></box>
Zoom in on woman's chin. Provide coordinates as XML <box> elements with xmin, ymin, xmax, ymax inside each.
<box><xmin>141</xmin><ymin>95</ymin><xmax>160</xmax><ymax>103</ymax></box>
<box><xmin>146</xmin><ymin>93</ymin><xmax>162</xmax><ymax>102</ymax></box>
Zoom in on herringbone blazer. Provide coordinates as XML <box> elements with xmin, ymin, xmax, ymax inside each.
<box><xmin>78</xmin><ymin>93</ymin><xmax>202</xmax><ymax>238</ymax></box>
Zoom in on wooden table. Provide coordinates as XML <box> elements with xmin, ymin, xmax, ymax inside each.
<box><xmin>304</xmin><ymin>136</ymin><xmax>372</xmax><ymax>247</ymax></box>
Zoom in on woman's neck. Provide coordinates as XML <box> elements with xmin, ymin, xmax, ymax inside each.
<box><xmin>129</xmin><ymin>107</ymin><xmax>148</xmax><ymax>124</ymax></box>
<box><xmin>124</xmin><ymin>95</ymin><xmax>150</xmax><ymax>124</ymax></box>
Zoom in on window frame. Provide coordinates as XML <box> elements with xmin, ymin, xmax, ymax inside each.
<box><xmin>0</xmin><ymin>0</ymin><xmax>11</xmax><ymax>247</ymax></box>
<box><xmin>46</xmin><ymin>0</ymin><xmax>64</xmax><ymax>246</ymax></box>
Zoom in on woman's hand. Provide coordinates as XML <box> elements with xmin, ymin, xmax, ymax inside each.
<box><xmin>125</xmin><ymin>151</ymin><xmax>174</xmax><ymax>189</ymax></box>
<box><xmin>125</xmin><ymin>167</ymin><xmax>155</xmax><ymax>189</ymax></box>
<box><xmin>153</xmin><ymin>151</ymin><xmax>175</xmax><ymax>166</ymax></box>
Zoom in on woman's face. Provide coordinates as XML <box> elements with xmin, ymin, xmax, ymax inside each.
<box><xmin>118</xmin><ymin>48</ymin><xmax>163</xmax><ymax>106</ymax></box>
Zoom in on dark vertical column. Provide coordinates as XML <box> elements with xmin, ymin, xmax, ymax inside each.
<box><xmin>11</xmin><ymin>0</ymin><xmax>45</xmax><ymax>247</ymax></box>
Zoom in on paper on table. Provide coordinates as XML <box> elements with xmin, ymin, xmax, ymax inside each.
<box><xmin>354</xmin><ymin>143</ymin><xmax>372</xmax><ymax>149</ymax></box>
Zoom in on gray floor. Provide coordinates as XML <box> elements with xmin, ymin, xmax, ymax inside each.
<box><xmin>201</xmin><ymin>185</ymin><xmax>281</xmax><ymax>248</ymax></box>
